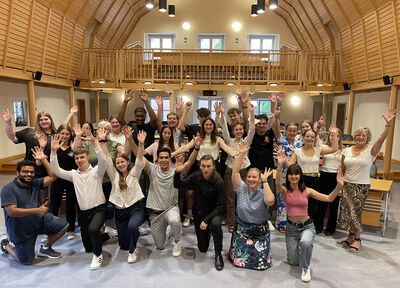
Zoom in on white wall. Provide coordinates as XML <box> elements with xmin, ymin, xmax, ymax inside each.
<box><xmin>0</xmin><ymin>79</ymin><xmax>92</xmax><ymax>159</ymax></box>
<box><xmin>330</xmin><ymin>89</ymin><xmax>400</xmax><ymax>160</ymax></box>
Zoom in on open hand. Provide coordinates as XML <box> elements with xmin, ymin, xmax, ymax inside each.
<box><xmin>139</xmin><ymin>89</ymin><xmax>149</xmax><ymax>102</ymax></box>
<box><xmin>38</xmin><ymin>134</ymin><xmax>48</xmax><ymax>149</ymax></box>
<box><xmin>70</xmin><ymin>106</ymin><xmax>78</xmax><ymax>113</ymax></box>
<box><xmin>261</xmin><ymin>168</ymin><xmax>273</xmax><ymax>182</ymax></box>
<box><xmin>137</xmin><ymin>130</ymin><xmax>147</xmax><ymax>144</ymax></box>
<box><xmin>124</xmin><ymin>89</ymin><xmax>135</xmax><ymax>103</ymax></box>
<box><xmin>31</xmin><ymin>146</ymin><xmax>46</xmax><ymax>161</ymax></box>
<box><xmin>122</xmin><ymin>125</ymin><xmax>133</xmax><ymax>139</ymax></box>
<box><xmin>0</xmin><ymin>109</ymin><xmax>12</xmax><ymax>123</ymax></box>
<box><xmin>382</xmin><ymin>108</ymin><xmax>397</xmax><ymax>124</ymax></box>
<box><xmin>51</xmin><ymin>134</ymin><xmax>63</xmax><ymax>152</ymax></box>
<box><xmin>175</xmin><ymin>97</ymin><xmax>183</xmax><ymax>111</ymax></box>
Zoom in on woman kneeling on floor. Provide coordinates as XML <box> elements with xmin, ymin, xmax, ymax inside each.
<box><xmin>275</xmin><ymin>147</ymin><xmax>343</xmax><ymax>282</ymax></box>
<box><xmin>229</xmin><ymin>142</ymin><xmax>275</xmax><ymax>270</ymax></box>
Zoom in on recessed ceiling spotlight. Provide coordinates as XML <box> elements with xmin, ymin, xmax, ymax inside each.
<box><xmin>270</xmin><ymin>83</ymin><xmax>278</xmax><ymax>86</ymax></box>
<box><xmin>144</xmin><ymin>81</ymin><xmax>152</xmax><ymax>85</ymax></box>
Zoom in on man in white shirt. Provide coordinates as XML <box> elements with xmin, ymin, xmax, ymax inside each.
<box><xmin>50</xmin><ymin>128</ymin><xmax>111</xmax><ymax>270</ymax></box>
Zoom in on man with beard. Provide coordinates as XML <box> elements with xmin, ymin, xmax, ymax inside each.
<box><xmin>1</xmin><ymin>148</ymin><xmax>68</xmax><ymax>265</ymax></box>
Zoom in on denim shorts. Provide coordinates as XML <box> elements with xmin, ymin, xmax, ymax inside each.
<box><xmin>15</xmin><ymin>213</ymin><xmax>68</xmax><ymax>265</ymax></box>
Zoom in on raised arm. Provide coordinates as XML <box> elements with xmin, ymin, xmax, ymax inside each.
<box><xmin>218</xmin><ymin>138</ymin><xmax>236</xmax><ymax>158</ymax></box>
<box><xmin>122</xmin><ymin>125</ymin><xmax>138</xmax><ymax>156</ymax></box>
<box><xmin>214</xmin><ymin>101</ymin><xmax>222</xmax><ymax>127</ymax></box>
<box><xmin>371</xmin><ymin>108</ymin><xmax>397</xmax><ymax>157</ymax></box>
<box><xmin>261</xmin><ymin>168</ymin><xmax>275</xmax><ymax>206</ymax></box>
<box><xmin>321</xmin><ymin>126</ymin><xmax>339</xmax><ymax>155</ymax></box>
<box><xmin>72</xmin><ymin>124</ymin><xmax>83</xmax><ymax>149</ymax></box>
<box><xmin>175</xmin><ymin>134</ymin><xmax>202</xmax><ymax>176</ymax></box>
<box><xmin>232</xmin><ymin>142</ymin><xmax>248</xmax><ymax>190</ymax></box>
<box><xmin>31</xmin><ymin>146</ymin><xmax>57</xmax><ymax>187</ymax></box>
<box><xmin>271</xmin><ymin>106</ymin><xmax>281</xmax><ymax>138</ymax></box>
<box><xmin>88</xmin><ymin>128</ymin><xmax>107</xmax><ymax>177</ymax></box>
<box><xmin>174</xmin><ymin>95</ymin><xmax>183</xmax><ymax>119</ymax></box>
<box><xmin>171</xmin><ymin>139</ymin><xmax>195</xmax><ymax>158</ymax></box>
<box><xmin>63</xmin><ymin>106</ymin><xmax>78</xmax><ymax>126</ymax></box>
<box><xmin>234</xmin><ymin>86</ymin><xmax>250</xmax><ymax>134</ymax></box>
<box><xmin>4</xmin><ymin>202</ymin><xmax>49</xmax><ymax>218</ymax></box>
<box><xmin>140</xmin><ymin>89</ymin><xmax>157</xmax><ymax>129</ymax></box>
<box><xmin>1</xmin><ymin>109</ymin><xmax>17</xmax><ymax>142</ymax></box>
<box><xmin>155</xmin><ymin>95</ymin><xmax>164</xmax><ymax>132</ymax></box>
<box><xmin>177</xmin><ymin>101</ymin><xmax>192</xmax><ymax>133</ymax></box>
<box><xmin>287</xmin><ymin>149</ymin><xmax>297</xmax><ymax>166</ymax></box>
<box><xmin>117</xmin><ymin>89</ymin><xmax>134</xmax><ymax>126</ymax></box>
<box><xmin>275</xmin><ymin>147</ymin><xmax>287</xmax><ymax>198</ymax></box>
<box><xmin>308</xmin><ymin>170</ymin><xmax>343</xmax><ymax>202</ymax></box>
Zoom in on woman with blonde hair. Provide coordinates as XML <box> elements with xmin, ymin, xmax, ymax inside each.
<box><xmin>339</xmin><ymin>108</ymin><xmax>396</xmax><ymax>253</ymax></box>
<box><xmin>229</xmin><ymin>142</ymin><xmax>275</xmax><ymax>270</ymax></box>
<box><xmin>314</xmin><ymin>127</ymin><xmax>343</xmax><ymax>235</ymax></box>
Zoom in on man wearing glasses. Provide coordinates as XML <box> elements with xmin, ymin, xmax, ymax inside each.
<box><xmin>1</xmin><ymin>149</ymin><xmax>68</xmax><ymax>265</ymax></box>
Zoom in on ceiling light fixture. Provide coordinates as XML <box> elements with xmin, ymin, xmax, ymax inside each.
<box><xmin>257</xmin><ymin>0</ymin><xmax>265</xmax><ymax>14</ymax></box>
<box><xmin>144</xmin><ymin>81</ymin><xmax>152</xmax><ymax>85</ymax></box>
<box><xmin>269</xmin><ymin>0</ymin><xmax>278</xmax><ymax>10</ymax></box>
<box><xmin>168</xmin><ymin>5</ymin><xmax>175</xmax><ymax>17</ymax></box>
<box><xmin>145</xmin><ymin>0</ymin><xmax>154</xmax><ymax>9</ymax></box>
<box><xmin>251</xmin><ymin>4</ymin><xmax>258</xmax><ymax>17</ymax></box>
<box><xmin>159</xmin><ymin>0</ymin><xmax>167</xmax><ymax>12</ymax></box>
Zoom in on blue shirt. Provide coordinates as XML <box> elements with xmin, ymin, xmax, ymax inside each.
<box><xmin>235</xmin><ymin>181</ymin><xmax>268</xmax><ymax>224</ymax></box>
<box><xmin>1</xmin><ymin>178</ymin><xmax>44</xmax><ymax>243</ymax></box>
<box><xmin>276</xmin><ymin>134</ymin><xmax>304</xmax><ymax>159</ymax></box>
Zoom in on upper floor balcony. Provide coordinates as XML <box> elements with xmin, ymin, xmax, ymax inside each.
<box><xmin>81</xmin><ymin>48</ymin><xmax>345</xmax><ymax>92</ymax></box>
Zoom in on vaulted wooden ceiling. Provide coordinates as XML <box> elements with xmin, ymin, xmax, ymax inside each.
<box><xmin>0</xmin><ymin>0</ymin><xmax>398</xmax><ymax>86</ymax></box>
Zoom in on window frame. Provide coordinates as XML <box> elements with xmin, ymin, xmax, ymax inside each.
<box><xmin>250</xmin><ymin>97</ymin><xmax>272</xmax><ymax>116</ymax></box>
<box><xmin>145</xmin><ymin>96</ymin><xmax>176</xmax><ymax>123</ymax></box>
<box><xmin>197</xmin><ymin>33</ymin><xmax>226</xmax><ymax>51</ymax></box>
<box><xmin>247</xmin><ymin>34</ymin><xmax>280</xmax><ymax>53</ymax></box>
<box><xmin>194</xmin><ymin>97</ymin><xmax>226</xmax><ymax>124</ymax></box>
<box><xmin>144</xmin><ymin>33</ymin><xmax>176</xmax><ymax>51</ymax></box>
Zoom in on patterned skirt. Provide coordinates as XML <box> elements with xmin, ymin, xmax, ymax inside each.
<box><xmin>338</xmin><ymin>181</ymin><xmax>370</xmax><ymax>233</ymax></box>
<box><xmin>229</xmin><ymin>217</ymin><xmax>272</xmax><ymax>270</ymax></box>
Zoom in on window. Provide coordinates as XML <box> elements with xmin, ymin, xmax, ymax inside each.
<box><xmin>13</xmin><ymin>101</ymin><xmax>28</xmax><ymax>127</ymax></box>
<box><xmin>194</xmin><ymin>97</ymin><xmax>226</xmax><ymax>124</ymax></box>
<box><xmin>197</xmin><ymin>34</ymin><xmax>225</xmax><ymax>51</ymax></box>
<box><xmin>145</xmin><ymin>96</ymin><xmax>175</xmax><ymax>122</ymax></box>
<box><xmin>248</xmin><ymin>34</ymin><xmax>279</xmax><ymax>54</ymax></box>
<box><xmin>250</xmin><ymin>98</ymin><xmax>272</xmax><ymax>116</ymax></box>
<box><xmin>145</xmin><ymin>34</ymin><xmax>175</xmax><ymax>51</ymax></box>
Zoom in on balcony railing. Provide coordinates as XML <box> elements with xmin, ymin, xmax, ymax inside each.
<box><xmin>81</xmin><ymin>48</ymin><xmax>343</xmax><ymax>90</ymax></box>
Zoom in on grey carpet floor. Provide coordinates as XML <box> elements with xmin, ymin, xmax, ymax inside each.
<box><xmin>1</xmin><ymin>174</ymin><xmax>400</xmax><ymax>288</ymax></box>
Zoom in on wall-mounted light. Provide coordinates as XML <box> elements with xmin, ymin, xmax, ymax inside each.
<box><xmin>184</xmin><ymin>37</ymin><xmax>188</xmax><ymax>43</ymax></box>
<box><xmin>257</xmin><ymin>0</ymin><xmax>265</xmax><ymax>14</ymax></box>
<box><xmin>251</xmin><ymin>4</ymin><xmax>258</xmax><ymax>17</ymax></box>
<box><xmin>290</xmin><ymin>95</ymin><xmax>300</xmax><ymax>106</ymax></box>
<box><xmin>145</xmin><ymin>0</ymin><xmax>154</xmax><ymax>9</ymax></box>
<box><xmin>182</xmin><ymin>22</ymin><xmax>190</xmax><ymax>30</ymax></box>
<box><xmin>232</xmin><ymin>21</ymin><xmax>242</xmax><ymax>32</ymax></box>
<box><xmin>235</xmin><ymin>37</ymin><xmax>239</xmax><ymax>44</ymax></box>
<box><xmin>168</xmin><ymin>5</ymin><xmax>175</xmax><ymax>17</ymax></box>
<box><xmin>230</xmin><ymin>95</ymin><xmax>238</xmax><ymax>105</ymax></box>
<box><xmin>269</xmin><ymin>0</ymin><xmax>278</xmax><ymax>10</ymax></box>
<box><xmin>159</xmin><ymin>0</ymin><xmax>167</xmax><ymax>12</ymax></box>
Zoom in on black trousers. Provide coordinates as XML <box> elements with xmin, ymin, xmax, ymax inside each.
<box><xmin>315</xmin><ymin>171</ymin><xmax>340</xmax><ymax>233</ymax></box>
<box><xmin>303</xmin><ymin>175</ymin><xmax>319</xmax><ymax>221</ymax></box>
<box><xmin>50</xmin><ymin>179</ymin><xmax>79</xmax><ymax>232</ymax></box>
<box><xmin>194</xmin><ymin>214</ymin><xmax>223</xmax><ymax>254</ymax></box>
<box><xmin>79</xmin><ymin>204</ymin><xmax>109</xmax><ymax>256</ymax></box>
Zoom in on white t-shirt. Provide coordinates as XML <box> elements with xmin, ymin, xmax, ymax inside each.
<box><xmin>146</xmin><ymin>163</ymin><xmax>177</xmax><ymax>210</ymax></box>
<box><xmin>110</xmin><ymin>133</ymin><xmax>126</xmax><ymax>146</ymax></box>
<box><xmin>196</xmin><ymin>135</ymin><xmax>223</xmax><ymax>161</ymax></box>
<box><xmin>321</xmin><ymin>144</ymin><xmax>341</xmax><ymax>173</ymax></box>
<box><xmin>294</xmin><ymin>147</ymin><xmax>322</xmax><ymax>174</ymax></box>
<box><xmin>342</xmin><ymin>145</ymin><xmax>374</xmax><ymax>185</ymax></box>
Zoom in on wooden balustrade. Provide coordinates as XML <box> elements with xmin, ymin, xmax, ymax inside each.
<box><xmin>82</xmin><ymin>49</ymin><xmax>343</xmax><ymax>90</ymax></box>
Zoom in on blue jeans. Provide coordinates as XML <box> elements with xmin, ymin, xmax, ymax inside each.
<box><xmin>285</xmin><ymin>220</ymin><xmax>316</xmax><ymax>269</ymax></box>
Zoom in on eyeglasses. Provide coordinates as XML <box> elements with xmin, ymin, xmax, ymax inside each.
<box><xmin>20</xmin><ymin>170</ymin><xmax>35</xmax><ymax>175</ymax></box>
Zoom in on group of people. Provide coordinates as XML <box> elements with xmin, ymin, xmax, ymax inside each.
<box><xmin>0</xmin><ymin>87</ymin><xmax>397</xmax><ymax>282</ymax></box>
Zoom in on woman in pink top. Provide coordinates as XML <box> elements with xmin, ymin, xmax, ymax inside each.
<box><xmin>145</xmin><ymin>125</ymin><xmax>179</xmax><ymax>166</ymax></box>
<box><xmin>276</xmin><ymin>147</ymin><xmax>343</xmax><ymax>282</ymax></box>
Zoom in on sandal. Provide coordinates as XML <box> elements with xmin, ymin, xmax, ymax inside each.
<box><xmin>278</xmin><ymin>227</ymin><xmax>286</xmax><ymax>233</ymax></box>
<box><xmin>228</xmin><ymin>225</ymin><xmax>234</xmax><ymax>233</ymax></box>
<box><xmin>342</xmin><ymin>233</ymin><xmax>355</xmax><ymax>248</ymax></box>
<box><xmin>349</xmin><ymin>238</ymin><xmax>361</xmax><ymax>253</ymax></box>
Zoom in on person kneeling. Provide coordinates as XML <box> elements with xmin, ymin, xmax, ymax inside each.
<box><xmin>1</xmin><ymin>148</ymin><xmax>68</xmax><ymax>265</ymax></box>
<box><xmin>174</xmin><ymin>150</ymin><xmax>226</xmax><ymax>271</ymax></box>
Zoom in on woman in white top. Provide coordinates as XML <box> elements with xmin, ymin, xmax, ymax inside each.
<box><xmin>314</xmin><ymin>128</ymin><xmax>343</xmax><ymax>235</ymax></box>
<box><xmin>172</xmin><ymin>117</ymin><xmax>236</xmax><ymax>174</ymax></box>
<box><xmin>109</xmin><ymin>115</ymin><xmax>126</xmax><ymax>146</ymax></box>
<box><xmin>218</xmin><ymin>104</ymin><xmax>255</xmax><ymax>232</ymax></box>
<box><xmin>339</xmin><ymin>108</ymin><xmax>396</xmax><ymax>253</ymax></box>
<box><xmin>287</xmin><ymin>128</ymin><xmax>339</xmax><ymax>220</ymax></box>
<box><xmin>101</xmin><ymin>128</ymin><xmax>146</xmax><ymax>264</ymax></box>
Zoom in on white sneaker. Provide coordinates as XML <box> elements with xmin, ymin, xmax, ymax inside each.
<box><xmin>268</xmin><ymin>221</ymin><xmax>275</xmax><ymax>231</ymax></box>
<box><xmin>183</xmin><ymin>215</ymin><xmax>191</xmax><ymax>227</ymax></box>
<box><xmin>172</xmin><ymin>240</ymin><xmax>182</xmax><ymax>257</ymax></box>
<box><xmin>139</xmin><ymin>223</ymin><xmax>151</xmax><ymax>235</ymax></box>
<box><xmin>90</xmin><ymin>254</ymin><xmax>103</xmax><ymax>270</ymax></box>
<box><xmin>301</xmin><ymin>268</ymin><xmax>311</xmax><ymax>282</ymax></box>
<box><xmin>66</xmin><ymin>232</ymin><xmax>76</xmax><ymax>240</ymax></box>
<box><xmin>128</xmin><ymin>249</ymin><xmax>138</xmax><ymax>264</ymax></box>
<box><xmin>105</xmin><ymin>227</ymin><xmax>118</xmax><ymax>238</ymax></box>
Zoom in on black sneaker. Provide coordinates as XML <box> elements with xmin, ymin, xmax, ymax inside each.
<box><xmin>1</xmin><ymin>236</ymin><xmax>9</xmax><ymax>253</ymax></box>
<box><xmin>38</xmin><ymin>245</ymin><xmax>62</xmax><ymax>259</ymax></box>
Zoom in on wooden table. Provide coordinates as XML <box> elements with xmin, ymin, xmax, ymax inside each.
<box><xmin>361</xmin><ymin>178</ymin><xmax>393</xmax><ymax>236</ymax></box>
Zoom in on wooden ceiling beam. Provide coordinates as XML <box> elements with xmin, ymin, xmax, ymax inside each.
<box><xmin>274</xmin><ymin>10</ymin><xmax>303</xmax><ymax>50</ymax></box>
<box><xmin>23</xmin><ymin>0</ymin><xmax>35</xmax><ymax>72</ymax></box>
<box><xmin>118</xmin><ymin>4</ymin><xmax>148</xmax><ymax>48</ymax></box>
<box><xmin>392</xmin><ymin>0</ymin><xmax>400</xmax><ymax>73</ymax></box>
<box><xmin>295</xmin><ymin>0</ymin><xmax>324</xmax><ymax>46</ymax></box>
<box><xmin>320</xmin><ymin>0</ymin><xmax>340</xmax><ymax>32</ymax></box>
<box><xmin>86</xmin><ymin>0</ymin><xmax>106</xmax><ymax>29</ymax></box>
<box><xmin>101</xmin><ymin>0</ymin><xmax>128</xmax><ymax>43</ymax></box>
<box><xmin>108</xmin><ymin>2</ymin><xmax>134</xmax><ymax>47</ymax></box>
<box><xmin>283</xmin><ymin>0</ymin><xmax>317</xmax><ymax>49</ymax></box>
<box><xmin>332</xmin><ymin>0</ymin><xmax>350</xmax><ymax>26</ymax></box>
<box><xmin>350</xmin><ymin>0</ymin><xmax>362</xmax><ymax>18</ymax></box>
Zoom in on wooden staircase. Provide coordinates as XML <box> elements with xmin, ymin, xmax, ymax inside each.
<box><xmin>0</xmin><ymin>154</ymin><xmax>24</xmax><ymax>174</ymax></box>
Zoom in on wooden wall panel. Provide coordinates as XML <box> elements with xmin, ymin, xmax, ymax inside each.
<box><xmin>364</xmin><ymin>13</ymin><xmax>382</xmax><ymax>80</ymax></box>
<box><xmin>350</xmin><ymin>22</ymin><xmax>368</xmax><ymax>82</ymax></box>
<box><xmin>0</xmin><ymin>0</ymin><xmax>11</xmax><ymax>65</ymax></box>
<box><xmin>95</xmin><ymin>0</ymin><xmax>113</xmax><ymax>22</ymax></box>
<box><xmin>340</xmin><ymin>29</ymin><xmax>354</xmax><ymax>82</ymax></box>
